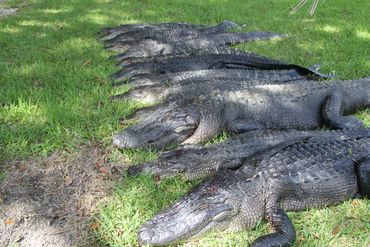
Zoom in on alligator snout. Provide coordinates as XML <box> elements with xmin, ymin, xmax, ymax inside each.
<box><xmin>112</xmin><ymin>131</ymin><xmax>141</xmax><ymax>148</ymax></box>
<box><xmin>137</xmin><ymin>228</ymin><xmax>155</xmax><ymax>245</ymax></box>
<box><xmin>138</xmin><ymin>226</ymin><xmax>175</xmax><ymax>246</ymax></box>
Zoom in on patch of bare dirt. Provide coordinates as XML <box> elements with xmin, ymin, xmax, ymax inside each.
<box><xmin>0</xmin><ymin>145</ymin><xmax>127</xmax><ymax>247</ymax></box>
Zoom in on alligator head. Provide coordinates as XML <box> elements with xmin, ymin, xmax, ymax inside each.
<box><xmin>138</xmin><ymin>169</ymin><xmax>264</xmax><ymax>245</ymax></box>
<box><xmin>113</xmin><ymin>101</ymin><xmax>199</xmax><ymax>149</ymax></box>
<box><xmin>128</xmin><ymin>144</ymin><xmax>242</xmax><ymax>179</ymax></box>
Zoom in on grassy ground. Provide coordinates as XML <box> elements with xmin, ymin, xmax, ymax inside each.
<box><xmin>0</xmin><ymin>0</ymin><xmax>369</xmax><ymax>246</ymax></box>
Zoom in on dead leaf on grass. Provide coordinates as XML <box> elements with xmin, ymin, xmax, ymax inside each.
<box><xmin>332</xmin><ymin>225</ymin><xmax>341</xmax><ymax>236</ymax></box>
<box><xmin>64</xmin><ymin>175</ymin><xmax>73</xmax><ymax>186</ymax></box>
<box><xmin>16</xmin><ymin>163</ymin><xmax>27</xmax><ymax>172</ymax></box>
<box><xmin>90</xmin><ymin>221</ymin><xmax>99</xmax><ymax>230</ymax></box>
<box><xmin>4</xmin><ymin>218</ymin><xmax>15</xmax><ymax>225</ymax></box>
<box><xmin>351</xmin><ymin>199</ymin><xmax>360</xmax><ymax>207</ymax></box>
<box><xmin>83</xmin><ymin>60</ymin><xmax>91</xmax><ymax>66</ymax></box>
<box><xmin>99</xmin><ymin>166</ymin><xmax>108</xmax><ymax>174</ymax></box>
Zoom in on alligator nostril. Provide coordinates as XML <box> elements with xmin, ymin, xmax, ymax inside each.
<box><xmin>138</xmin><ymin>228</ymin><xmax>155</xmax><ymax>244</ymax></box>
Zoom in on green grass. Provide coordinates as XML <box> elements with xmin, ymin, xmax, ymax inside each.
<box><xmin>0</xmin><ymin>0</ymin><xmax>369</xmax><ymax>246</ymax></box>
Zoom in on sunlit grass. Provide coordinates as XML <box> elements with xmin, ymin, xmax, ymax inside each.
<box><xmin>0</xmin><ymin>0</ymin><xmax>369</xmax><ymax>246</ymax></box>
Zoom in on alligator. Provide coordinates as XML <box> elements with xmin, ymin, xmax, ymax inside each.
<box><xmin>137</xmin><ymin>129</ymin><xmax>370</xmax><ymax>246</ymax></box>
<box><xmin>126</xmin><ymin>128</ymin><xmax>370</xmax><ymax>179</ymax></box>
<box><xmin>110</xmin><ymin>46</ymin><xmax>240</xmax><ymax>66</ymax></box>
<box><xmin>111</xmin><ymin>76</ymin><xmax>326</xmax><ymax>104</ymax></box>
<box><xmin>98</xmin><ymin>20</ymin><xmax>236</xmax><ymax>42</ymax></box>
<box><xmin>103</xmin><ymin>21</ymin><xmax>240</xmax><ymax>51</ymax></box>
<box><xmin>112</xmin><ymin>77</ymin><xmax>370</xmax><ymax>149</ymax></box>
<box><xmin>111</xmin><ymin>31</ymin><xmax>286</xmax><ymax>56</ymax></box>
<box><xmin>112</xmin><ymin>49</ymin><xmax>328</xmax><ymax>81</ymax></box>
<box><xmin>112</xmin><ymin>68</ymin><xmax>315</xmax><ymax>88</ymax></box>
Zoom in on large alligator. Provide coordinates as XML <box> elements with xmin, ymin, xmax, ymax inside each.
<box><xmin>103</xmin><ymin>20</ymin><xmax>241</xmax><ymax>51</ymax></box>
<box><xmin>137</xmin><ymin>128</ymin><xmax>370</xmax><ymax>246</ymax></box>
<box><xmin>111</xmin><ymin>46</ymin><xmax>240</xmax><ymax>66</ymax></box>
<box><xmin>112</xmin><ymin>68</ymin><xmax>317</xmax><ymax>88</ymax></box>
<box><xmin>126</xmin><ymin>129</ymin><xmax>369</xmax><ymax>179</ymax></box>
<box><xmin>112</xmin><ymin>31</ymin><xmax>286</xmax><ymax>56</ymax></box>
<box><xmin>112</xmin><ymin>49</ymin><xmax>328</xmax><ymax>81</ymax></box>
<box><xmin>112</xmin><ymin>77</ymin><xmax>370</xmax><ymax>149</ymax></box>
<box><xmin>98</xmin><ymin>20</ymin><xmax>236</xmax><ymax>41</ymax></box>
<box><xmin>112</xmin><ymin>76</ymin><xmax>327</xmax><ymax>104</ymax></box>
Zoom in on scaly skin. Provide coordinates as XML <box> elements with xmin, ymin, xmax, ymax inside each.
<box><xmin>112</xmin><ymin>50</ymin><xmax>328</xmax><ymax>81</ymax></box>
<box><xmin>112</xmin><ymin>31</ymin><xmax>287</xmax><ymax>56</ymax></box>
<box><xmin>137</xmin><ymin>130</ymin><xmax>370</xmax><ymax>246</ymax></box>
<box><xmin>103</xmin><ymin>21</ymin><xmax>240</xmax><ymax>51</ymax></box>
<box><xmin>111</xmin><ymin>77</ymin><xmax>321</xmax><ymax>104</ymax></box>
<box><xmin>98</xmin><ymin>20</ymin><xmax>235</xmax><ymax>41</ymax></box>
<box><xmin>115</xmin><ymin>69</ymin><xmax>311</xmax><ymax>88</ymax></box>
<box><xmin>111</xmin><ymin>46</ymin><xmax>239</xmax><ymax>66</ymax></box>
<box><xmin>113</xmin><ymin>77</ymin><xmax>370</xmax><ymax>149</ymax></box>
<box><xmin>127</xmin><ymin>128</ymin><xmax>370</xmax><ymax>179</ymax></box>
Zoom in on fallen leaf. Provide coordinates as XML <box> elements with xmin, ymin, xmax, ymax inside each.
<box><xmin>352</xmin><ymin>199</ymin><xmax>360</xmax><ymax>207</ymax></box>
<box><xmin>99</xmin><ymin>167</ymin><xmax>108</xmax><ymax>174</ymax></box>
<box><xmin>83</xmin><ymin>59</ymin><xmax>91</xmax><ymax>66</ymax></box>
<box><xmin>64</xmin><ymin>175</ymin><xmax>73</xmax><ymax>186</ymax></box>
<box><xmin>5</xmin><ymin>219</ymin><xmax>15</xmax><ymax>225</ymax></box>
<box><xmin>90</xmin><ymin>222</ymin><xmax>100</xmax><ymax>230</ymax></box>
<box><xmin>332</xmin><ymin>225</ymin><xmax>341</xmax><ymax>236</ymax></box>
<box><xmin>17</xmin><ymin>163</ymin><xmax>27</xmax><ymax>172</ymax></box>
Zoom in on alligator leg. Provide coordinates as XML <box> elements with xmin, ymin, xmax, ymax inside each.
<box><xmin>182</xmin><ymin>104</ymin><xmax>224</xmax><ymax>144</ymax></box>
<box><xmin>228</xmin><ymin>119</ymin><xmax>267</xmax><ymax>133</ymax></box>
<box><xmin>355</xmin><ymin>158</ymin><xmax>370</xmax><ymax>197</ymax></box>
<box><xmin>322</xmin><ymin>90</ymin><xmax>364</xmax><ymax>129</ymax></box>
<box><xmin>251</xmin><ymin>207</ymin><xmax>296</xmax><ymax>247</ymax></box>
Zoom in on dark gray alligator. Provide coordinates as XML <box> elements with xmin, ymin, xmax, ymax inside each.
<box><xmin>126</xmin><ymin>129</ymin><xmax>369</xmax><ymax>179</ymax></box>
<box><xmin>137</xmin><ymin>128</ymin><xmax>370</xmax><ymax>246</ymax></box>
<box><xmin>112</xmin><ymin>49</ymin><xmax>328</xmax><ymax>81</ymax></box>
<box><xmin>112</xmin><ymin>77</ymin><xmax>370</xmax><ymax>149</ymax></box>
<box><xmin>111</xmin><ymin>76</ymin><xmax>325</xmax><ymax>104</ymax></box>
<box><xmin>112</xmin><ymin>68</ymin><xmax>315</xmax><ymax>88</ymax></box>
<box><xmin>103</xmin><ymin>21</ymin><xmax>240</xmax><ymax>51</ymax></box>
<box><xmin>98</xmin><ymin>20</ymin><xmax>236</xmax><ymax>42</ymax></box>
<box><xmin>111</xmin><ymin>46</ymin><xmax>240</xmax><ymax>66</ymax></box>
<box><xmin>113</xmin><ymin>31</ymin><xmax>286</xmax><ymax>56</ymax></box>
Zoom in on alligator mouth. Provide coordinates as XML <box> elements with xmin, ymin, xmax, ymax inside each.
<box><xmin>137</xmin><ymin>203</ymin><xmax>235</xmax><ymax>246</ymax></box>
<box><xmin>112</xmin><ymin>105</ymin><xmax>199</xmax><ymax>149</ymax></box>
<box><xmin>137</xmin><ymin>176</ymin><xmax>240</xmax><ymax>245</ymax></box>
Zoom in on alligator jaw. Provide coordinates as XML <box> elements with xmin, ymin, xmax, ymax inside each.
<box><xmin>137</xmin><ymin>199</ymin><xmax>236</xmax><ymax>246</ymax></box>
<box><xmin>112</xmin><ymin>102</ymin><xmax>199</xmax><ymax>149</ymax></box>
<box><xmin>137</xmin><ymin>173</ymin><xmax>242</xmax><ymax>245</ymax></box>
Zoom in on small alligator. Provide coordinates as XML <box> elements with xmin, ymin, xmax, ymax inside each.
<box><xmin>112</xmin><ymin>49</ymin><xmax>327</xmax><ymax>81</ymax></box>
<box><xmin>103</xmin><ymin>20</ymin><xmax>240</xmax><ymax>51</ymax></box>
<box><xmin>98</xmin><ymin>20</ymin><xmax>236</xmax><ymax>42</ymax></box>
<box><xmin>112</xmin><ymin>68</ymin><xmax>316</xmax><ymax>88</ymax></box>
<box><xmin>137</xmin><ymin>129</ymin><xmax>370</xmax><ymax>246</ymax></box>
<box><xmin>112</xmin><ymin>77</ymin><xmax>370</xmax><ymax>149</ymax></box>
<box><xmin>126</xmin><ymin>129</ymin><xmax>369</xmax><ymax>179</ymax></box>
